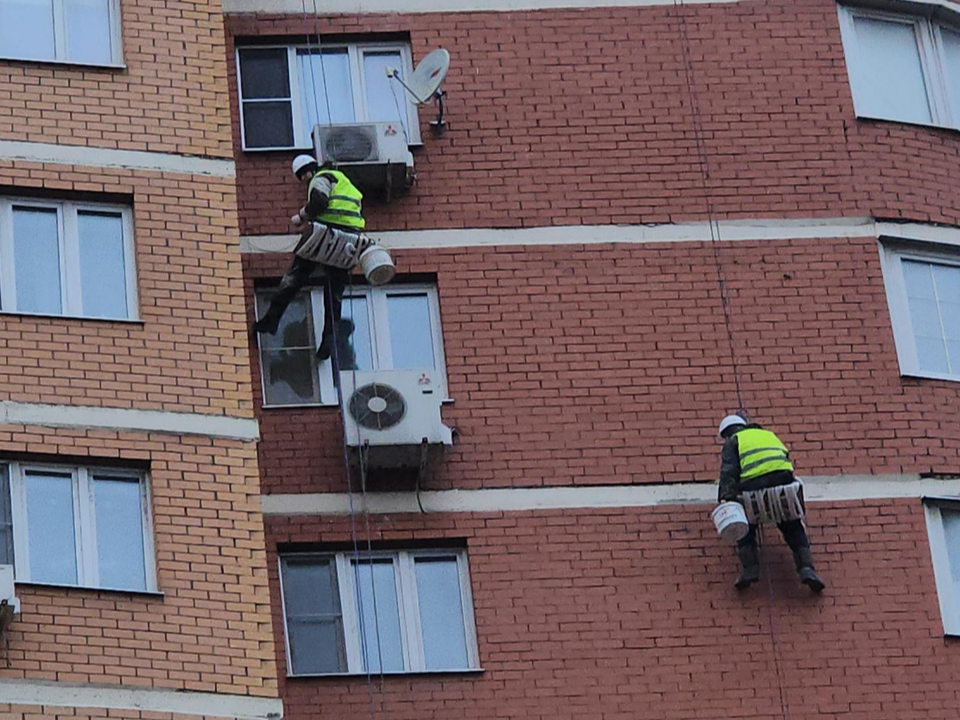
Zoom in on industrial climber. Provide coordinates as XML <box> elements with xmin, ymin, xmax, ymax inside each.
<box><xmin>253</xmin><ymin>154</ymin><xmax>367</xmax><ymax>361</ymax></box>
<box><xmin>717</xmin><ymin>415</ymin><xmax>826</xmax><ymax>593</ymax></box>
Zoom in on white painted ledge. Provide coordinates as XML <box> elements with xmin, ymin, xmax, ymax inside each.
<box><xmin>241</xmin><ymin>217</ymin><xmax>876</xmax><ymax>254</ymax></box>
<box><xmin>224</xmin><ymin>0</ymin><xmax>746</xmax><ymax>14</ymax></box>
<box><xmin>0</xmin><ymin>678</ymin><xmax>283</xmax><ymax>719</ymax></box>
<box><xmin>0</xmin><ymin>140</ymin><xmax>236</xmax><ymax>178</ymax></box>
<box><xmin>0</xmin><ymin>401</ymin><xmax>260</xmax><ymax>441</ymax></box>
<box><xmin>259</xmin><ymin>473</ymin><xmax>955</xmax><ymax>516</ymax></box>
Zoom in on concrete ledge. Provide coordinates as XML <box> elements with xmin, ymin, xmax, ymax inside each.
<box><xmin>0</xmin><ymin>401</ymin><xmax>260</xmax><ymax>441</ymax></box>
<box><xmin>224</xmin><ymin>0</ymin><xmax>746</xmax><ymax>15</ymax></box>
<box><xmin>0</xmin><ymin>678</ymin><xmax>283</xmax><ymax>719</ymax></box>
<box><xmin>0</xmin><ymin>140</ymin><xmax>236</xmax><ymax>178</ymax></box>
<box><xmin>260</xmin><ymin>473</ymin><xmax>949</xmax><ymax>516</ymax></box>
<box><xmin>240</xmin><ymin>217</ymin><xmax>877</xmax><ymax>254</ymax></box>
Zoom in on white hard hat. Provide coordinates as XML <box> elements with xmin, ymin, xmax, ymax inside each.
<box><xmin>291</xmin><ymin>154</ymin><xmax>317</xmax><ymax>178</ymax></box>
<box><xmin>718</xmin><ymin>414</ymin><xmax>747</xmax><ymax>438</ymax></box>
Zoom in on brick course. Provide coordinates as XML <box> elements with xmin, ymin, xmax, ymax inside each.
<box><xmin>227</xmin><ymin>0</ymin><xmax>960</xmax><ymax>236</ymax></box>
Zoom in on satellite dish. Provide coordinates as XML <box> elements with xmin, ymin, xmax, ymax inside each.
<box><xmin>386</xmin><ymin>48</ymin><xmax>451</xmax><ymax>134</ymax></box>
<box><xmin>408</xmin><ymin>48</ymin><xmax>450</xmax><ymax>103</ymax></box>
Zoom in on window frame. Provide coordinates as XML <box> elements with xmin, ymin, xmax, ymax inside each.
<box><xmin>0</xmin><ymin>0</ymin><xmax>124</xmax><ymax>67</ymax></box>
<box><xmin>256</xmin><ymin>282</ymin><xmax>448</xmax><ymax>408</ymax></box>
<box><xmin>0</xmin><ymin>197</ymin><xmax>138</xmax><ymax>321</ymax></box>
<box><xmin>279</xmin><ymin>548</ymin><xmax>480</xmax><ymax>677</ymax></box>
<box><xmin>235</xmin><ymin>41</ymin><xmax>421</xmax><ymax>152</ymax></box>
<box><xmin>924</xmin><ymin>497</ymin><xmax>960</xmax><ymax>635</ymax></box>
<box><xmin>5</xmin><ymin>462</ymin><xmax>157</xmax><ymax>593</ymax></box>
<box><xmin>879</xmin><ymin>237</ymin><xmax>960</xmax><ymax>382</ymax></box>
<box><xmin>839</xmin><ymin>4</ymin><xmax>960</xmax><ymax>130</ymax></box>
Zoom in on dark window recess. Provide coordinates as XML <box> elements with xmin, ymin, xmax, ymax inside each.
<box><xmin>239</xmin><ymin>48</ymin><xmax>295</xmax><ymax>149</ymax></box>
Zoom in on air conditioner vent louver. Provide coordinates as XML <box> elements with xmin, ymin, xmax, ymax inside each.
<box><xmin>323</xmin><ymin>126</ymin><xmax>378</xmax><ymax>163</ymax></box>
<box><xmin>349</xmin><ymin>382</ymin><xmax>406</xmax><ymax>430</ymax></box>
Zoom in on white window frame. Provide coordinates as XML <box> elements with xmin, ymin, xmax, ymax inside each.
<box><xmin>879</xmin><ymin>237</ymin><xmax>960</xmax><ymax>382</ymax></box>
<box><xmin>0</xmin><ymin>0</ymin><xmax>124</xmax><ymax>67</ymax></box>
<box><xmin>6</xmin><ymin>462</ymin><xmax>157</xmax><ymax>593</ymax></box>
<box><xmin>0</xmin><ymin>198</ymin><xmax>138</xmax><ymax>321</ymax></box>
<box><xmin>279</xmin><ymin>548</ymin><xmax>480</xmax><ymax>677</ymax></box>
<box><xmin>236</xmin><ymin>42</ymin><xmax>421</xmax><ymax>151</ymax></box>
<box><xmin>924</xmin><ymin>497</ymin><xmax>960</xmax><ymax>635</ymax></box>
<box><xmin>257</xmin><ymin>283</ymin><xmax>448</xmax><ymax>408</ymax></box>
<box><xmin>839</xmin><ymin>3</ymin><xmax>960</xmax><ymax>130</ymax></box>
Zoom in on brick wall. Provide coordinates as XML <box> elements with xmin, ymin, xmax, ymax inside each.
<box><xmin>247</xmin><ymin>234</ymin><xmax>960</xmax><ymax>496</ymax></box>
<box><xmin>227</xmin><ymin>0</ymin><xmax>960</xmax><ymax>236</ymax></box>
<box><xmin>266</xmin><ymin>499</ymin><xmax>960</xmax><ymax>720</ymax></box>
<box><xmin>0</xmin><ymin>425</ymin><xmax>277</xmax><ymax>696</ymax></box>
<box><xmin>0</xmin><ymin>0</ymin><xmax>233</xmax><ymax>157</ymax></box>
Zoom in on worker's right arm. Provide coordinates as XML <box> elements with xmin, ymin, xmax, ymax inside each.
<box><xmin>298</xmin><ymin>174</ymin><xmax>335</xmax><ymax>222</ymax></box>
<box><xmin>717</xmin><ymin>436</ymin><xmax>741</xmax><ymax>503</ymax></box>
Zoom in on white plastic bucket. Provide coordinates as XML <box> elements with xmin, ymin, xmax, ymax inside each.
<box><xmin>359</xmin><ymin>246</ymin><xmax>395</xmax><ymax>286</ymax></box>
<box><xmin>711</xmin><ymin>501</ymin><xmax>749</xmax><ymax>544</ymax></box>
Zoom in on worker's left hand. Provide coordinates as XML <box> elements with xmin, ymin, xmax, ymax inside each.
<box><xmin>290</xmin><ymin>213</ymin><xmax>304</xmax><ymax>226</ymax></box>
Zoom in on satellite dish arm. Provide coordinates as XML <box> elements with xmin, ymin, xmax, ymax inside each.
<box><xmin>387</xmin><ymin>68</ymin><xmax>429</xmax><ymax>104</ymax></box>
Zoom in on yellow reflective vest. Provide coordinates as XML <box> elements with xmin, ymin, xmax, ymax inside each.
<box><xmin>309</xmin><ymin>170</ymin><xmax>365</xmax><ymax>231</ymax></box>
<box><xmin>737</xmin><ymin>428</ymin><xmax>794</xmax><ymax>482</ymax></box>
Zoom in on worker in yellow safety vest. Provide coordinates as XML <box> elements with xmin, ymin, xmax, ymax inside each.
<box><xmin>718</xmin><ymin>415</ymin><xmax>825</xmax><ymax>592</ymax></box>
<box><xmin>253</xmin><ymin>154</ymin><xmax>366</xmax><ymax>361</ymax></box>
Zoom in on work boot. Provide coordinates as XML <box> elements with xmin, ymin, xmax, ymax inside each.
<box><xmin>735</xmin><ymin>544</ymin><xmax>760</xmax><ymax>589</ymax></box>
<box><xmin>253</xmin><ymin>311</ymin><xmax>280</xmax><ymax>336</ymax></box>
<box><xmin>316</xmin><ymin>334</ymin><xmax>333</xmax><ymax>361</ymax></box>
<box><xmin>793</xmin><ymin>547</ymin><xmax>825</xmax><ymax>593</ymax></box>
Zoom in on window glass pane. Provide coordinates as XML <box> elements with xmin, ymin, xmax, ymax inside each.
<box><xmin>281</xmin><ymin>558</ymin><xmax>345</xmax><ymax>674</ymax></box>
<box><xmin>415</xmin><ymin>557</ymin><xmax>469</xmax><ymax>670</ymax></box>
<box><xmin>353</xmin><ymin>559</ymin><xmax>404</xmax><ymax>673</ymax></box>
<box><xmin>933</xmin><ymin>265</ymin><xmax>960</xmax><ymax>372</ymax></box>
<box><xmin>78</xmin><ymin>211</ymin><xmax>128</xmax><ymax>318</ymax></box>
<box><xmin>0</xmin><ymin>471</ymin><xmax>13</xmax><ymax>567</ymax></box>
<box><xmin>242</xmin><ymin>101</ymin><xmax>295</xmax><ymax>149</ymax></box>
<box><xmin>943</xmin><ymin>29</ymin><xmax>960</xmax><ymax>126</ymax></box>
<box><xmin>0</xmin><ymin>0</ymin><xmax>55</xmax><ymax>61</ymax></box>
<box><xmin>288</xmin><ymin>618</ymin><xmax>346</xmax><ymax>675</ymax></box>
<box><xmin>942</xmin><ymin>510</ymin><xmax>960</xmax><ymax>593</ymax></box>
<box><xmin>239</xmin><ymin>48</ymin><xmax>290</xmax><ymax>99</ymax></box>
<box><xmin>363</xmin><ymin>51</ymin><xmax>406</xmax><ymax>125</ymax></box>
<box><xmin>259</xmin><ymin>293</ymin><xmax>321</xmax><ymax>405</ymax></box>
<box><xmin>24</xmin><ymin>472</ymin><xmax>77</xmax><ymax>585</ymax></box>
<box><xmin>341</xmin><ymin>294</ymin><xmax>374</xmax><ymax>371</ymax></box>
<box><xmin>903</xmin><ymin>260</ymin><xmax>950</xmax><ymax>373</ymax></box>
<box><xmin>63</xmin><ymin>0</ymin><xmax>112</xmax><ymax>64</ymax></box>
<box><xmin>387</xmin><ymin>293</ymin><xmax>436</xmax><ymax>369</ymax></box>
<box><xmin>298</xmin><ymin>49</ymin><xmax>355</xmax><ymax>134</ymax></box>
<box><xmin>851</xmin><ymin>17</ymin><xmax>932</xmax><ymax>125</ymax></box>
<box><xmin>13</xmin><ymin>207</ymin><xmax>62</xmax><ymax>315</ymax></box>
<box><xmin>93</xmin><ymin>477</ymin><xmax>146</xmax><ymax>591</ymax></box>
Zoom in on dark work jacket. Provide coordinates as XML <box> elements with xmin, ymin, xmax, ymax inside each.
<box><xmin>717</xmin><ymin>423</ymin><xmax>796</xmax><ymax>503</ymax></box>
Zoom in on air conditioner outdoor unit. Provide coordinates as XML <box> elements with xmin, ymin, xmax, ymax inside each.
<box><xmin>341</xmin><ymin>369</ymin><xmax>452</xmax><ymax>471</ymax></box>
<box><xmin>0</xmin><ymin>565</ymin><xmax>19</xmax><ymax>616</ymax></box>
<box><xmin>313</xmin><ymin>122</ymin><xmax>414</xmax><ymax>193</ymax></box>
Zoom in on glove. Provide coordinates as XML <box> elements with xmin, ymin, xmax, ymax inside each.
<box><xmin>290</xmin><ymin>213</ymin><xmax>303</xmax><ymax>226</ymax></box>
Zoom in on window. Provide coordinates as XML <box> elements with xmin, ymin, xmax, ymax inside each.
<box><xmin>881</xmin><ymin>241</ymin><xmax>960</xmax><ymax>381</ymax></box>
<box><xmin>839</xmin><ymin>5</ymin><xmax>960</xmax><ymax>130</ymax></box>
<box><xmin>0</xmin><ymin>198</ymin><xmax>136</xmax><ymax>320</ymax></box>
<box><xmin>256</xmin><ymin>283</ymin><xmax>446</xmax><ymax>407</ymax></box>
<box><xmin>0</xmin><ymin>0</ymin><xmax>122</xmax><ymax>65</ymax></box>
<box><xmin>279</xmin><ymin>549</ymin><xmax>479</xmax><ymax>676</ymax></box>
<box><xmin>0</xmin><ymin>462</ymin><xmax>156</xmax><ymax>592</ymax></box>
<box><xmin>236</xmin><ymin>42</ymin><xmax>420</xmax><ymax>150</ymax></box>
<box><xmin>924</xmin><ymin>499</ymin><xmax>960</xmax><ymax>635</ymax></box>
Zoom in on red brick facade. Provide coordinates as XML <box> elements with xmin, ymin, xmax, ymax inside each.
<box><xmin>231</xmin><ymin>0</ymin><xmax>960</xmax><ymax>718</ymax></box>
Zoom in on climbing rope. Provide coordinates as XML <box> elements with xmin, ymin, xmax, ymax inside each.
<box><xmin>672</xmin><ymin>3</ymin><xmax>789</xmax><ymax>718</ymax></box>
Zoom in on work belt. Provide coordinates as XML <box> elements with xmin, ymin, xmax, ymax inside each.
<box><xmin>295</xmin><ymin>222</ymin><xmax>377</xmax><ymax>269</ymax></box>
<box><xmin>740</xmin><ymin>479</ymin><xmax>805</xmax><ymax>525</ymax></box>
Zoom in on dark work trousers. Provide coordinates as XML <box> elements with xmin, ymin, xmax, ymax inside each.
<box><xmin>737</xmin><ymin>519</ymin><xmax>809</xmax><ymax>553</ymax></box>
<box><xmin>259</xmin><ymin>255</ymin><xmax>349</xmax><ymax>344</ymax></box>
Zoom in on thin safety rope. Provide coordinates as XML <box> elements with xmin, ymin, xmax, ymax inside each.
<box><xmin>758</xmin><ymin>527</ymin><xmax>792</xmax><ymax>720</ymax></box>
<box><xmin>673</xmin><ymin>0</ymin><xmax>746</xmax><ymax>414</ymax></box>
<box><xmin>300</xmin><ymin>3</ymin><xmax>379</xmax><ymax>716</ymax></box>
